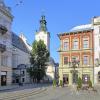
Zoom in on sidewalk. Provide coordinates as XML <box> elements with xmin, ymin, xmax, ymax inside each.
<box><xmin>0</xmin><ymin>85</ymin><xmax>19</xmax><ymax>91</ymax></box>
<box><xmin>0</xmin><ymin>83</ymin><xmax>51</xmax><ymax>91</ymax></box>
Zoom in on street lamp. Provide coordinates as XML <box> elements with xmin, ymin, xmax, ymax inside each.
<box><xmin>70</xmin><ymin>59</ymin><xmax>80</xmax><ymax>84</ymax></box>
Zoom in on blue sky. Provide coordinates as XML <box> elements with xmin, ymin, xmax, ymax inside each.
<box><xmin>5</xmin><ymin>0</ymin><xmax>100</xmax><ymax>63</ymax></box>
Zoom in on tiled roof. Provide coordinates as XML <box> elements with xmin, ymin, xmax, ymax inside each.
<box><xmin>12</xmin><ymin>32</ymin><xmax>29</xmax><ymax>53</ymax></box>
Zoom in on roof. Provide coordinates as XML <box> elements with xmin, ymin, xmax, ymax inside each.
<box><xmin>12</xmin><ymin>32</ymin><xmax>29</xmax><ymax>53</ymax></box>
<box><xmin>71</xmin><ymin>24</ymin><xmax>92</xmax><ymax>31</ymax></box>
<box><xmin>58</xmin><ymin>28</ymin><xmax>93</xmax><ymax>38</ymax></box>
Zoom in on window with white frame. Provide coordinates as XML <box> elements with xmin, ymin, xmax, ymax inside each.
<box><xmin>64</xmin><ymin>57</ymin><xmax>68</xmax><ymax>65</ymax></box>
<box><xmin>63</xmin><ymin>41</ymin><xmax>69</xmax><ymax>50</ymax></box>
<box><xmin>73</xmin><ymin>39</ymin><xmax>78</xmax><ymax>49</ymax></box>
<box><xmin>83</xmin><ymin>56</ymin><xmax>89</xmax><ymax>65</ymax></box>
<box><xmin>83</xmin><ymin>38</ymin><xmax>89</xmax><ymax>48</ymax></box>
<box><xmin>1</xmin><ymin>55</ymin><xmax>8</xmax><ymax>66</ymax></box>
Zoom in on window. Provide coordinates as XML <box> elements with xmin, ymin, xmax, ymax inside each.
<box><xmin>82</xmin><ymin>74</ymin><xmax>90</xmax><ymax>84</ymax></box>
<box><xmin>83</xmin><ymin>56</ymin><xmax>89</xmax><ymax>65</ymax></box>
<box><xmin>83</xmin><ymin>38</ymin><xmax>89</xmax><ymax>48</ymax></box>
<box><xmin>22</xmin><ymin>71</ymin><xmax>25</xmax><ymax>75</ymax></box>
<box><xmin>71</xmin><ymin>56</ymin><xmax>79</xmax><ymax>66</ymax></box>
<box><xmin>63</xmin><ymin>41</ymin><xmax>69</xmax><ymax>50</ymax></box>
<box><xmin>22</xmin><ymin>78</ymin><xmax>25</xmax><ymax>82</ymax></box>
<box><xmin>64</xmin><ymin>57</ymin><xmax>68</xmax><ymax>65</ymax></box>
<box><xmin>73</xmin><ymin>39</ymin><xmax>78</xmax><ymax>49</ymax></box>
<box><xmin>1</xmin><ymin>55</ymin><xmax>8</xmax><ymax>66</ymax></box>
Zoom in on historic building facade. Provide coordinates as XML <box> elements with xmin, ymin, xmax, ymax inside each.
<box><xmin>0</xmin><ymin>0</ymin><xmax>31</xmax><ymax>85</ymax></box>
<box><xmin>12</xmin><ymin>33</ymin><xmax>31</xmax><ymax>84</ymax></box>
<box><xmin>71</xmin><ymin>17</ymin><xmax>100</xmax><ymax>85</ymax></box>
<box><xmin>0</xmin><ymin>0</ymin><xmax>13</xmax><ymax>86</ymax></box>
<box><xmin>58</xmin><ymin>29</ymin><xmax>94</xmax><ymax>85</ymax></box>
<box><xmin>58</xmin><ymin>16</ymin><xmax>100</xmax><ymax>85</ymax></box>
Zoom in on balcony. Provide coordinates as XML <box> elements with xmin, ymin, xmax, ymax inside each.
<box><xmin>0</xmin><ymin>43</ymin><xmax>6</xmax><ymax>52</ymax></box>
<box><xmin>58</xmin><ymin>47</ymin><xmax>62</xmax><ymax>52</ymax></box>
<box><xmin>0</xmin><ymin>24</ymin><xmax>8</xmax><ymax>35</ymax></box>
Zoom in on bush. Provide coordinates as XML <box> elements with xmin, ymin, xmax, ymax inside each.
<box><xmin>77</xmin><ymin>77</ymin><xmax>82</xmax><ymax>89</ymax></box>
<box><xmin>60</xmin><ymin>80</ymin><xmax>63</xmax><ymax>87</ymax></box>
<box><xmin>53</xmin><ymin>80</ymin><xmax>56</xmax><ymax>87</ymax></box>
<box><xmin>88</xmin><ymin>80</ymin><xmax>92</xmax><ymax>88</ymax></box>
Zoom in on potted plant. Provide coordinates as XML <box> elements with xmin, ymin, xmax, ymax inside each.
<box><xmin>59</xmin><ymin>80</ymin><xmax>63</xmax><ymax>87</ymax></box>
<box><xmin>77</xmin><ymin>77</ymin><xmax>82</xmax><ymax>91</ymax></box>
<box><xmin>53</xmin><ymin>80</ymin><xmax>56</xmax><ymax>87</ymax></box>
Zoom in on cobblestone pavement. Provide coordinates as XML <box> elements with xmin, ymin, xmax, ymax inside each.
<box><xmin>0</xmin><ymin>85</ymin><xmax>100</xmax><ymax>100</ymax></box>
<box><xmin>25</xmin><ymin>86</ymin><xmax>100</xmax><ymax>100</ymax></box>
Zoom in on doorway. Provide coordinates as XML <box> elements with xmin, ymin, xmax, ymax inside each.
<box><xmin>1</xmin><ymin>75</ymin><xmax>7</xmax><ymax>86</ymax></box>
<box><xmin>98</xmin><ymin>71</ymin><xmax>100</xmax><ymax>83</ymax></box>
<box><xmin>63</xmin><ymin>74</ymin><xmax>69</xmax><ymax>84</ymax></box>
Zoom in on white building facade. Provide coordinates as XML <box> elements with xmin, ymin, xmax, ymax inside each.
<box><xmin>0</xmin><ymin>0</ymin><xmax>13</xmax><ymax>86</ymax></box>
<box><xmin>12</xmin><ymin>33</ymin><xmax>31</xmax><ymax>84</ymax></box>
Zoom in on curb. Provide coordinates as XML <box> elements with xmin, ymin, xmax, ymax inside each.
<box><xmin>0</xmin><ymin>86</ymin><xmax>19</xmax><ymax>91</ymax></box>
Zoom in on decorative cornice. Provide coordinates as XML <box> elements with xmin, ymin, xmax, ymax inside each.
<box><xmin>0</xmin><ymin>6</ymin><xmax>13</xmax><ymax>20</ymax></box>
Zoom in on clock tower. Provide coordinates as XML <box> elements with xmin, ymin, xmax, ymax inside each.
<box><xmin>35</xmin><ymin>15</ymin><xmax>50</xmax><ymax>51</ymax></box>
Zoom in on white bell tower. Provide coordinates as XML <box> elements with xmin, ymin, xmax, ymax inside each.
<box><xmin>35</xmin><ymin>15</ymin><xmax>50</xmax><ymax>51</ymax></box>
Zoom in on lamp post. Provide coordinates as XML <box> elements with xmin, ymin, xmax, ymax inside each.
<box><xmin>71</xmin><ymin>59</ymin><xmax>80</xmax><ymax>84</ymax></box>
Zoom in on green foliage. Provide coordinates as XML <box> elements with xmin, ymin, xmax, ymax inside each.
<box><xmin>77</xmin><ymin>77</ymin><xmax>82</xmax><ymax>89</ymax></box>
<box><xmin>27</xmin><ymin>40</ymin><xmax>49</xmax><ymax>83</ymax></box>
<box><xmin>60</xmin><ymin>80</ymin><xmax>63</xmax><ymax>87</ymax></box>
<box><xmin>88</xmin><ymin>80</ymin><xmax>92</xmax><ymax>88</ymax></box>
<box><xmin>53</xmin><ymin>80</ymin><xmax>56</xmax><ymax>87</ymax></box>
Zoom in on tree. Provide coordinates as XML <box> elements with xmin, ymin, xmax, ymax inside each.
<box><xmin>27</xmin><ymin>40</ymin><xmax>49</xmax><ymax>83</ymax></box>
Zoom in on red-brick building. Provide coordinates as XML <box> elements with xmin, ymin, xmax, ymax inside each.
<box><xmin>58</xmin><ymin>29</ymin><xmax>94</xmax><ymax>85</ymax></box>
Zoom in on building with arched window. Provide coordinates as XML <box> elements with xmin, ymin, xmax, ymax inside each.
<box><xmin>58</xmin><ymin>16</ymin><xmax>100</xmax><ymax>85</ymax></box>
<box><xmin>0</xmin><ymin>0</ymin><xmax>13</xmax><ymax>86</ymax></box>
